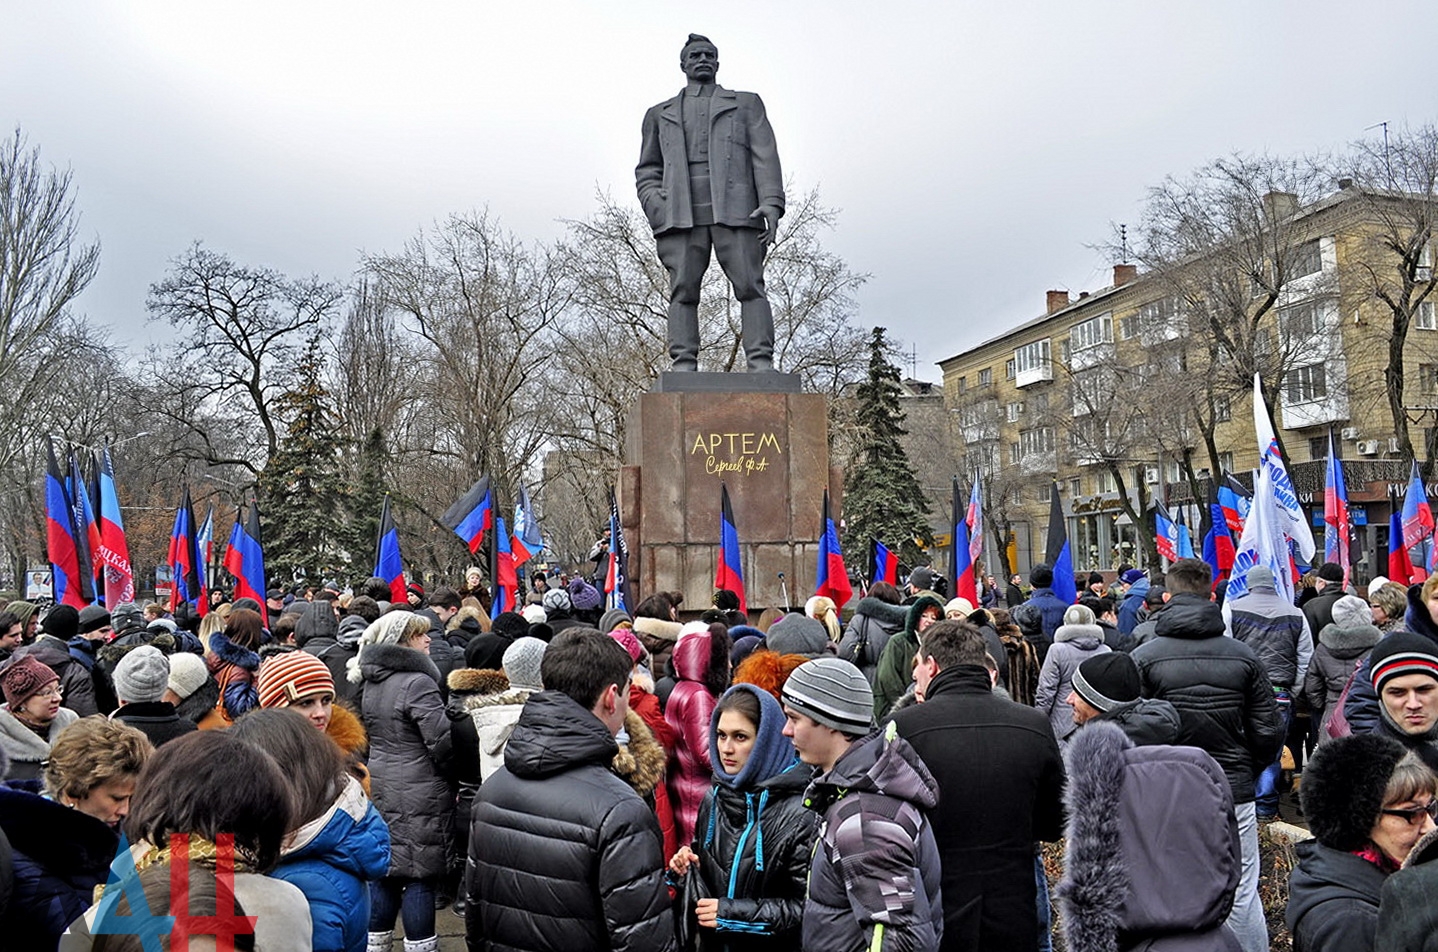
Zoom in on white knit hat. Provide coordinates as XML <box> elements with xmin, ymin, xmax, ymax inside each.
<box><xmin>346</xmin><ymin>611</ymin><xmax>424</xmax><ymax>683</ymax></box>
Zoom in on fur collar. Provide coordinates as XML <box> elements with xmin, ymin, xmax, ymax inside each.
<box><xmin>464</xmin><ymin>688</ymin><xmax>535</xmax><ymax>712</ymax></box>
<box><xmin>326</xmin><ymin>703</ymin><xmax>367</xmax><ymax>756</ymax></box>
<box><xmin>174</xmin><ymin>675</ymin><xmax>220</xmax><ymax>724</ymax></box>
<box><xmin>208</xmin><ymin>631</ymin><xmax>261</xmax><ymax>671</ymax></box>
<box><xmin>1055</xmin><ymin>623</ymin><xmax>1105</xmax><ymax>645</ymax></box>
<box><xmin>358</xmin><ymin>642</ymin><xmax>441</xmax><ymax>684</ymax></box>
<box><xmin>0</xmin><ymin>705</ymin><xmax>79</xmax><ymax>761</ymax></box>
<box><xmin>612</xmin><ymin>709</ymin><xmax>666</xmax><ymax>798</ymax></box>
<box><xmin>1318</xmin><ymin>622</ymin><xmax>1383</xmax><ymax>653</ymax></box>
<box><xmin>447</xmin><ymin>667</ymin><xmax>510</xmax><ymax>696</ymax></box>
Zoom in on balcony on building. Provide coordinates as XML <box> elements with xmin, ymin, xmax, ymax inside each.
<box><xmin>1013</xmin><ymin>338</ymin><xmax>1053</xmax><ymax>388</ymax></box>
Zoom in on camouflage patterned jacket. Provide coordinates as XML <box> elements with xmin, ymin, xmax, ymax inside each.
<box><xmin>801</xmin><ymin>723</ymin><xmax>943</xmax><ymax>952</ymax></box>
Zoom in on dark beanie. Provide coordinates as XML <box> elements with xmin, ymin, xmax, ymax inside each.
<box><xmin>1301</xmin><ymin>733</ymin><xmax>1408</xmax><ymax>850</ymax></box>
<box><xmin>1317</xmin><ymin>562</ymin><xmax>1345</xmax><ymax>583</ymax></box>
<box><xmin>1370</xmin><ymin>631</ymin><xmax>1438</xmax><ymax>693</ymax></box>
<box><xmin>41</xmin><ymin>605</ymin><xmax>79</xmax><ymax>641</ymax></box>
<box><xmin>490</xmin><ymin>611</ymin><xmax>529</xmax><ymax>643</ymax></box>
<box><xmin>1072</xmin><ymin>653</ymin><xmax>1142</xmax><ymax>713</ymax></box>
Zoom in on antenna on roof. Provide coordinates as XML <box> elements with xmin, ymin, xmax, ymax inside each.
<box><xmin>1119</xmin><ymin>224</ymin><xmax>1129</xmax><ymax>264</ymax></box>
<box><xmin>1365</xmin><ymin>120</ymin><xmax>1392</xmax><ymax>185</ymax></box>
<box><xmin>906</xmin><ymin>343</ymin><xmax>918</xmax><ymax>379</ymax></box>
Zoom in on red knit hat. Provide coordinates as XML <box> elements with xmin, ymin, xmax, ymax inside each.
<box><xmin>1</xmin><ymin>655</ymin><xmax>59</xmax><ymax>709</ymax></box>
<box><xmin>257</xmin><ymin>651</ymin><xmax>335</xmax><ymax>709</ymax></box>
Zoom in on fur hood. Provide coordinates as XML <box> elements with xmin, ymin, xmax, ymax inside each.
<box><xmin>326</xmin><ymin>702</ymin><xmax>368</xmax><ymax>757</ymax></box>
<box><xmin>851</xmin><ymin>596</ymin><xmax>908</xmax><ymax>629</ymax></box>
<box><xmin>612</xmin><ymin>708</ymin><xmax>666</xmax><ymax>799</ymax></box>
<box><xmin>632</xmin><ymin>615</ymin><xmax>683</xmax><ymax>643</ymax></box>
<box><xmin>357</xmin><ymin>641</ymin><xmax>441</xmax><ymax>685</ymax></box>
<box><xmin>208</xmin><ymin>631</ymin><xmax>261</xmax><ymax>671</ymax></box>
<box><xmin>1317</xmin><ymin>621</ymin><xmax>1383</xmax><ymax>657</ymax></box>
<box><xmin>447</xmin><ymin>667</ymin><xmax>510</xmax><ymax>697</ymax></box>
<box><xmin>1059</xmin><ymin>720</ymin><xmax>1240</xmax><ymax>951</ymax></box>
<box><xmin>463</xmin><ymin>687</ymin><xmax>536</xmax><ymax>713</ymax></box>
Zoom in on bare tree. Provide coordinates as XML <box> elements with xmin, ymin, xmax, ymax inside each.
<box><xmin>1130</xmin><ymin>154</ymin><xmax>1337</xmax><ymax>467</ymax></box>
<box><xmin>1337</xmin><ymin>125</ymin><xmax>1438</xmax><ymax>465</ymax></box>
<box><xmin>145</xmin><ymin>244</ymin><xmax>343</xmax><ymax>475</ymax></box>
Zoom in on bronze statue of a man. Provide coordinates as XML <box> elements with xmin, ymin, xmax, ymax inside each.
<box><xmin>636</xmin><ymin>34</ymin><xmax>785</xmax><ymax>373</ymax></box>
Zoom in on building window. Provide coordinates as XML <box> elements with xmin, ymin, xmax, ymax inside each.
<box><xmin>1286</xmin><ymin>364</ymin><xmax>1327</xmax><ymax>403</ymax></box>
<box><xmin>1009</xmin><ymin>442</ymin><xmax>1022</xmax><ymax>465</ymax></box>
<box><xmin>1119</xmin><ymin>314</ymin><xmax>1138</xmax><ymax>340</ymax></box>
<box><xmin>1218</xmin><ymin>451</ymin><xmax>1235</xmax><ymax>474</ymax></box>
<box><xmin>1416</xmin><ymin>301</ymin><xmax>1437</xmax><ymax>331</ymax></box>
<box><xmin>1292</xmin><ymin>239</ymin><xmax>1323</xmax><ymax>278</ymax></box>
<box><xmin>1070</xmin><ymin>313</ymin><xmax>1113</xmax><ymax>352</ymax></box>
<box><xmin>1139</xmin><ymin>297</ymin><xmax>1179</xmax><ymax>326</ymax></box>
<box><xmin>1070</xmin><ymin>477</ymin><xmax>1081</xmax><ymax>497</ymax></box>
<box><xmin>1420</xmin><ymin>364</ymin><xmax>1438</xmax><ymax>395</ymax></box>
<box><xmin>978</xmin><ymin>367</ymin><xmax>993</xmax><ymax>388</ymax></box>
<box><xmin>1006</xmin><ymin>401</ymin><xmax>1023</xmax><ymax>422</ymax></box>
<box><xmin>1213</xmin><ymin>397</ymin><xmax>1231</xmax><ymax>422</ymax></box>
<box><xmin>1096</xmin><ymin>469</ymin><xmax>1117</xmax><ymax>493</ymax></box>
<box><xmin>1006</xmin><ymin>358</ymin><xmax>1016</xmax><ymax>379</ymax></box>
<box><xmin>957</xmin><ymin>376</ymin><xmax>967</xmax><ymax>395</ymax></box>
<box><xmin>1281</xmin><ymin>300</ymin><xmax>1324</xmax><ymax>339</ymax></box>
<box><xmin>1020</xmin><ymin>427</ymin><xmax>1055</xmax><ymax>457</ymax></box>
<box><xmin>1308</xmin><ymin>436</ymin><xmax>1340</xmax><ymax>460</ymax></box>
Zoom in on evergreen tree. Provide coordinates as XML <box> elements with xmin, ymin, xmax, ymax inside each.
<box><xmin>842</xmin><ymin>327</ymin><xmax>933</xmax><ymax>567</ymax></box>
<box><xmin>346</xmin><ymin>426</ymin><xmax>389</xmax><ymax>579</ymax></box>
<box><xmin>257</xmin><ymin>342</ymin><xmax>353</xmax><ymax>584</ymax></box>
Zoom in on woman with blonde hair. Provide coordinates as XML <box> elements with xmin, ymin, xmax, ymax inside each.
<box><xmin>804</xmin><ymin>595</ymin><xmax>842</xmax><ymax>644</ymax></box>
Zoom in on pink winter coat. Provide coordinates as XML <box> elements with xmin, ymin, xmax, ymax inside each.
<box><xmin>664</xmin><ymin>629</ymin><xmax>717</xmax><ymax>847</ymax></box>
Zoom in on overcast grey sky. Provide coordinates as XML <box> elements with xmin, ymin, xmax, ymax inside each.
<box><xmin>5</xmin><ymin>1</ymin><xmax>1435</xmax><ymax>376</ymax></box>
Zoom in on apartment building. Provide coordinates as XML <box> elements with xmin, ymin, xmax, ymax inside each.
<box><xmin>937</xmin><ymin>185</ymin><xmax>1438</xmax><ymax>582</ymax></box>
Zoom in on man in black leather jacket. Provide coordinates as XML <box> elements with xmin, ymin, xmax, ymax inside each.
<box><xmin>1129</xmin><ymin>559</ymin><xmax>1282</xmax><ymax>952</ymax></box>
<box><xmin>463</xmin><ymin>629</ymin><xmax>675</xmax><ymax>952</ymax></box>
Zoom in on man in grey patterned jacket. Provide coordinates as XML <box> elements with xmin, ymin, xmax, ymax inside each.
<box><xmin>781</xmin><ymin>658</ymin><xmax>943</xmax><ymax>951</ymax></box>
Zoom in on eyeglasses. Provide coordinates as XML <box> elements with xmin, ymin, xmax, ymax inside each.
<box><xmin>1381</xmin><ymin>799</ymin><xmax>1438</xmax><ymax>824</ymax></box>
<box><xmin>35</xmin><ymin>686</ymin><xmax>63</xmax><ymax>700</ymax></box>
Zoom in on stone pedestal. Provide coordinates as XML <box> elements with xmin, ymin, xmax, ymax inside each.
<box><xmin>621</xmin><ymin>386</ymin><xmax>838</xmax><ymax>611</ymax></box>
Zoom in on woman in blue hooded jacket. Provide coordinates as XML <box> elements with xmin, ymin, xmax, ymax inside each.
<box><xmin>230</xmin><ymin>708</ymin><xmax>391</xmax><ymax>952</ymax></box>
<box><xmin>668</xmin><ymin>683</ymin><xmax>817</xmax><ymax>951</ymax></box>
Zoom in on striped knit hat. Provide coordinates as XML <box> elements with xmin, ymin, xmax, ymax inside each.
<box><xmin>780</xmin><ymin>658</ymin><xmax>874</xmax><ymax>737</ymax></box>
<box><xmin>258</xmin><ymin>650</ymin><xmax>335</xmax><ymax>708</ymax></box>
<box><xmin>1370</xmin><ymin>632</ymin><xmax>1438</xmax><ymax>693</ymax></box>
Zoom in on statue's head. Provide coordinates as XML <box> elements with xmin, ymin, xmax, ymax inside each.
<box><xmin>680</xmin><ymin>34</ymin><xmax>718</xmax><ymax>84</ymax></box>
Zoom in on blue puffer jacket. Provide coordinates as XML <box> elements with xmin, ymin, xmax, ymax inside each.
<box><xmin>271</xmin><ymin>775</ymin><xmax>392</xmax><ymax>952</ymax></box>
<box><xmin>0</xmin><ymin>782</ymin><xmax>118</xmax><ymax>951</ymax></box>
<box><xmin>1117</xmin><ymin>576</ymin><xmax>1150</xmax><ymax>637</ymax></box>
<box><xmin>1025</xmin><ymin>587</ymin><xmax>1072</xmax><ymax>643</ymax></box>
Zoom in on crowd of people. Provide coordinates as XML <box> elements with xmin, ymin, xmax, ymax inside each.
<box><xmin>0</xmin><ymin>555</ymin><xmax>1434</xmax><ymax>951</ymax></box>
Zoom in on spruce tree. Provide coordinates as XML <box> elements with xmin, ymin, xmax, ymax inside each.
<box><xmin>257</xmin><ymin>342</ymin><xmax>353</xmax><ymax>584</ymax></box>
<box><xmin>842</xmin><ymin>327</ymin><xmax>933</xmax><ymax>567</ymax></box>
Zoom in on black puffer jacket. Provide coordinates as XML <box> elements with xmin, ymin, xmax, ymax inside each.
<box><xmin>1130</xmin><ymin>592</ymin><xmax>1283</xmax><ymax>803</ymax></box>
<box><xmin>464</xmin><ymin>690</ymin><xmax>675</xmax><ymax>952</ymax></box>
<box><xmin>1376</xmin><ymin>826</ymin><xmax>1438</xmax><ymax>952</ymax></box>
<box><xmin>1286</xmin><ymin>840</ymin><xmax>1387</xmax><ymax>952</ymax></box>
<box><xmin>359</xmin><ymin>641</ymin><xmax>453</xmax><ymax>879</ymax></box>
<box><xmin>690</xmin><ymin>762</ymin><xmax>816</xmax><ymax>951</ymax></box>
